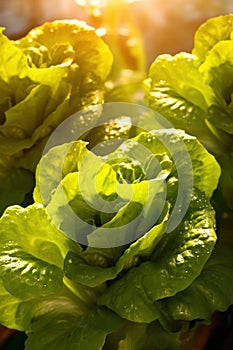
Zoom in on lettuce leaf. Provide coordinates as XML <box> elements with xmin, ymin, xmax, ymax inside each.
<box><xmin>0</xmin><ymin>204</ymin><xmax>123</xmax><ymax>349</ymax></box>
<box><xmin>192</xmin><ymin>14</ymin><xmax>233</xmax><ymax>63</ymax></box>
<box><xmin>25</xmin><ymin>305</ymin><xmax>122</xmax><ymax>350</ymax></box>
<box><xmin>117</xmin><ymin>322</ymin><xmax>181</xmax><ymax>350</ymax></box>
<box><xmin>160</xmin><ymin>244</ymin><xmax>233</xmax><ymax>323</ymax></box>
<box><xmin>98</xmin><ymin>190</ymin><xmax>216</xmax><ymax>322</ymax></box>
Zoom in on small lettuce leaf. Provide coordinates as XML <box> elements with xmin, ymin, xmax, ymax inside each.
<box><xmin>134</xmin><ymin>130</ymin><xmax>220</xmax><ymax>198</ymax></box>
<box><xmin>144</xmin><ymin>53</ymin><xmax>218</xmax><ymax>143</ymax></box>
<box><xmin>33</xmin><ymin>141</ymin><xmax>89</xmax><ymax>205</ymax></box>
<box><xmin>98</xmin><ymin>191</ymin><xmax>217</xmax><ymax>322</ymax></box>
<box><xmin>25</xmin><ymin>305</ymin><xmax>123</xmax><ymax>350</ymax></box>
<box><xmin>0</xmin><ymin>280</ymin><xmax>33</xmax><ymax>331</ymax></box>
<box><xmin>192</xmin><ymin>14</ymin><xmax>233</xmax><ymax>63</ymax></box>
<box><xmin>0</xmin><ymin>204</ymin><xmax>81</xmax><ymax>266</ymax></box>
<box><xmin>87</xmin><ymin>178</ymin><xmax>167</xmax><ymax>248</ymax></box>
<box><xmin>199</xmin><ymin>40</ymin><xmax>233</xmax><ymax>134</ymax></box>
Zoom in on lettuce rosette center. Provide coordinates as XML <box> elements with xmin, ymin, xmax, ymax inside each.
<box><xmin>35</xmin><ymin>133</ymin><xmax>174</xmax><ymax>248</ymax></box>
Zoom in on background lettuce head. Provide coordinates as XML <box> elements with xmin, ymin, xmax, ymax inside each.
<box><xmin>0</xmin><ymin>20</ymin><xmax>113</xmax><ymax>214</ymax></box>
<box><xmin>144</xmin><ymin>14</ymin><xmax>233</xmax><ymax>210</ymax></box>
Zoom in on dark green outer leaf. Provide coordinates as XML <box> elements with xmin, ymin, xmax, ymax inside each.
<box><xmin>98</xmin><ymin>191</ymin><xmax>216</xmax><ymax>323</ymax></box>
<box><xmin>116</xmin><ymin>321</ymin><xmax>181</xmax><ymax>350</ymax></box>
<box><xmin>0</xmin><ymin>168</ymin><xmax>34</xmax><ymax>215</ymax></box>
<box><xmin>163</xmin><ymin>244</ymin><xmax>233</xmax><ymax>322</ymax></box>
<box><xmin>25</xmin><ymin>306</ymin><xmax>123</xmax><ymax>350</ymax></box>
<box><xmin>64</xmin><ymin>212</ymin><xmax>168</xmax><ymax>288</ymax></box>
<box><xmin>0</xmin><ymin>244</ymin><xmax>63</xmax><ymax>299</ymax></box>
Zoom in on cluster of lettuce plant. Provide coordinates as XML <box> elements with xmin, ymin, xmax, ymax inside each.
<box><xmin>144</xmin><ymin>14</ymin><xmax>233</xmax><ymax>211</ymax></box>
<box><xmin>0</xmin><ymin>20</ymin><xmax>113</xmax><ymax>214</ymax></box>
<box><xmin>0</xmin><ymin>13</ymin><xmax>233</xmax><ymax>350</ymax></box>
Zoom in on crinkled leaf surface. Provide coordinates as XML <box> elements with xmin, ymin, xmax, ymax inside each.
<box><xmin>98</xmin><ymin>191</ymin><xmax>216</xmax><ymax>322</ymax></box>
<box><xmin>162</xmin><ymin>244</ymin><xmax>233</xmax><ymax>322</ymax></box>
<box><xmin>64</xmin><ymin>212</ymin><xmax>168</xmax><ymax>287</ymax></box>
<box><xmin>25</xmin><ymin>305</ymin><xmax>122</xmax><ymax>350</ymax></box>
<box><xmin>0</xmin><ymin>21</ymin><xmax>113</xmax><ymax>213</ymax></box>
<box><xmin>16</xmin><ymin>20</ymin><xmax>113</xmax><ymax>80</ymax></box>
<box><xmin>144</xmin><ymin>53</ymin><xmax>217</xmax><ymax>140</ymax></box>
<box><xmin>193</xmin><ymin>14</ymin><xmax>233</xmax><ymax>62</ymax></box>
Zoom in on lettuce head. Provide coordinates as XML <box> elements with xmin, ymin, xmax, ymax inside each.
<box><xmin>0</xmin><ymin>20</ymin><xmax>113</xmax><ymax>214</ymax></box>
<box><xmin>0</xmin><ymin>126</ymin><xmax>231</xmax><ymax>350</ymax></box>
<box><xmin>144</xmin><ymin>14</ymin><xmax>233</xmax><ymax>209</ymax></box>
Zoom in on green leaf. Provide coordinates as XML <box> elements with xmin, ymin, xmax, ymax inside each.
<box><xmin>0</xmin><ymin>168</ymin><xmax>34</xmax><ymax>215</ymax></box>
<box><xmin>64</xmin><ymin>252</ymin><xmax>117</xmax><ymax>288</ymax></box>
<box><xmin>0</xmin><ymin>204</ymin><xmax>82</xmax><ymax>300</ymax></box>
<box><xmin>0</xmin><ymin>28</ymin><xmax>28</xmax><ymax>80</ymax></box>
<box><xmin>117</xmin><ymin>323</ymin><xmax>147</xmax><ymax>350</ymax></box>
<box><xmin>199</xmin><ymin>40</ymin><xmax>233</xmax><ymax>134</ymax></box>
<box><xmin>0</xmin><ymin>204</ymin><xmax>81</xmax><ymax>268</ymax></box>
<box><xmin>192</xmin><ymin>14</ymin><xmax>233</xmax><ymax>63</ymax></box>
<box><xmin>0</xmin><ymin>279</ymin><xmax>33</xmax><ymax>331</ymax></box>
<box><xmin>25</xmin><ymin>306</ymin><xmax>123</xmax><ymax>350</ymax></box>
<box><xmin>134</xmin><ymin>130</ymin><xmax>220</xmax><ymax>198</ymax></box>
<box><xmin>115</xmin><ymin>206</ymin><xmax>169</xmax><ymax>268</ymax></box>
<box><xmin>42</xmin><ymin>170</ymin><xmax>101</xmax><ymax>243</ymax></box>
<box><xmin>144</xmin><ymin>53</ymin><xmax>217</xmax><ymax>139</ymax></box>
<box><xmin>0</xmin><ymin>243</ymin><xmax>63</xmax><ymax>299</ymax></box>
<box><xmin>98</xmin><ymin>191</ymin><xmax>217</xmax><ymax>322</ymax></box>
<box><xmin>34</xmin><ymin>140</ymin><xmax>88</xmax><ymax>205</ymax></box>
<box><xmin>178</xmin><ymin>133</ymin><xmax>221</xmax><ymax>198</ymax></box>
<box><xmin>142</xmin><ymin>322</ymin><xmax>181</xmax><ymax>350</ymax></box>
<box><xmin>64</xmin><ymin>211</ymin><xmax>168</xmax><ymax>287</ymax></box>
<box><xmin>106</xmin><ymin>320</ymin><xmax>181</xmax><ymax>350</ymax></box>
<box><xmin>163</xmin><ymin>244</ymin><xmax>233</xmax><ymax>322</ymax></box>
<box><xmin>0</xmin><ymin>277</ymin><xmax>96</xmax><ymax>333</ymax></box>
